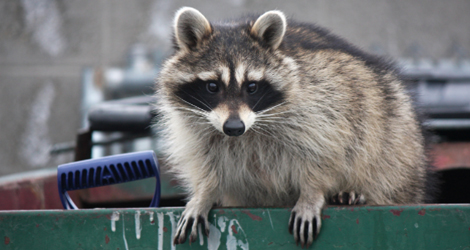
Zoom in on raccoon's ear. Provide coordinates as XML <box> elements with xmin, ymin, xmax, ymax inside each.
<box><xmin>173</xmin><ymin>7</ymin><xmax>212</xmax><ymax>51</ymax></box>
<box><xmin>251</xmin><ymin>10</ymin><xmax>286</xmax><ymax>50</ymax></box>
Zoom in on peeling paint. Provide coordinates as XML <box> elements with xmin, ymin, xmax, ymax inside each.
<box><xmin>157</xmin><ymin>213</ymin><xmax>163</xmax><ymax>250</ymax></box>
<box><xmin>356</xmin><ymin>218</ymin><xmax>359</xmax><ymax>224</ymax></box>
<box><xmin>218</xmin><ymin>216</ymin><xmax>227</xmax><ymax>233</ymax></box>
<box><xmin>122</xmin><ymin>214</ymin><xmax>129</xmax><ymax>250</ymax></box>
<box><xmin>135</xmin><ymin>211</ymin><xmax>142</xmax><ymax>239</ymax></box>
<box><xmin>241</xmin><ymin>210</ymin><xmax>262</xmax><ymax>221</ymax></box>
<box><xmin>208</xmin><ymin>223</ymin><xmax>221</xmax><ymax>250</ymax></box>
<box><xmin>166</xmin><ymin>212</ymin><xmax>177</xmax><ymax>250</ymax></box>
<box><xmin>4</xmin><ymin>236</ymin><xmax>10</xmax><ymax>245</ymax></box>
<box><xmin>149</xmin><ymin>211</ymin><xmax>155</xmax><ymax>225</ymax></box>
<box><xmin>111</xmin><ymin>212</ymin><xmax>120</xmax><ymax>232</ymax></box>
<box><xmin>105</xmin><ymin>235</ymin><xmax>110</xmax><ymax>244</ymax></box>
<box><xmin>198</xmin><ymin>224</ymin><xmax>204</xmax><ymax>246</ymax></box>
<box><xmin>418</xmin><ymin>209</ymin><xmax>426</xmax><ymax>216</ymax></box>
<box><xmin>323</xmin><ymin>215</ymin><xmax>331</xmax><ymax>219</ymax></box>
<box><xmin>226</xmin><ymin>219</ymin><xmax>249</xmax><ymax>250</ymax></box>
<box><xmin>390</xmin><ymin>209</ymin><xmax>404</xmax><ymax>216</ymax></box>
<box><xmin>231</xmin><ymin>225</ymin><xmax>238</xmax><ymax>234</ymax></box>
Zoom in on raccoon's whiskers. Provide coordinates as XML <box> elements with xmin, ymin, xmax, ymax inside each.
<box><xmin>249</xmin><ymin>128</ymin><xmax>271</xmax><ymax>139</ymax></box>
<box><xmin>256</xmin><ymin>118</ymin><xmax>305</xmax><ymax>125</ymax></box>
<box><xmin>193</xmin><ymin>121</ymin><xmax>213</xmax><ymax>126</ymax></box>
<box><xmin>257</xmin><ymin>110</ymin><xmax>294</xmax><ymax>118</ymax></box>
<box><xmin>197</xmin><ymin>125</ymin><xmax>217</xmax><ymax>134</ymax></box>
<box><xmin>176</xmin><ymin>97</ymin><xmax>209</xmax><ymax>112</ymax></box>
<box><xmin>201</xmin><ymin>121</ymin><xmax>222</xmax><ymax>135</ymax></box>
<box><xmin>256</xmin><ymin>101</ymin><xmax>288</xmax><ymax>115</ymax></box>
<box><xmin>175</xmin><ymin>106</ymin><xmax>208</xmax><ymax>117</ymax></box>
<box><xmin>193</xmin><ymin>92</ymin><xmax>214</xmax><ymax>110</ymax></box>
<box><xmin>251</xmin><ymin>92</ymin><xmax>269</xmax><ymax>111</ymax></box>
<box><xmin>175</xmin><ymin>95</ymin><xmax>224</xmax><ymax>122</ymax></box>
<box><xmin>250</xmin><ymin>125</ymin><xmax>276</xmax><ymax>138</ymax></box>
<box><xmin>256</xmin><ymin>119</ymin><xmax>292</xmax><ymax>125</ymax></box>
<box><xmin>255</xmin><ymin>121</ymin><xmax>302</xmax><ymax>132</ymax></box>
<box><xmin>178</xmin><ymin>90</ymin><xmax>213</xmax><ymax>111</ymax></box>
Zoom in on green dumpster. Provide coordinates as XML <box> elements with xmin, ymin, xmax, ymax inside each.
<box><xmin>1</xmin><ymin>205</ymin><xmax>470</xmax><ymax>249</ymax></box>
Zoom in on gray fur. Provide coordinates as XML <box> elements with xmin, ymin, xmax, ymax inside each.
<box><xmin>155</xmin><ymin>7</ymin><xmax>426</xmax><ymax>247</ymax></box>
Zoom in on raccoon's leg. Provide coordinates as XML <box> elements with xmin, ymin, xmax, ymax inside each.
<box><xmin>288</xmin><ymin>190</ymin><xmax>325</xmax><ymax>248</ymax></box>
<box><xmin>173</xmin><ymin>193</ymin><xmax>217</xmax><ymax>245</ymax></box>
<box><xmin>329</xmin><ymin>191</ymin><xmax>366</xmax><ymax>205</ymax></box>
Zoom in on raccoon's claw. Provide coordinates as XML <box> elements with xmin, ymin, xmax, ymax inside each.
<box><xmin>288</xmin><ymin>207</ymin><xmax>321</xmax><ymax>248</ymax></box>
<box><xmin>329</xmin><ymin>191</ymin><xmax>366</xmax><ymax>205</ymax></box>
<box><xmin>173</xmin><ymin>213</ymin><xmax>210</xmax><ymax>245</ymax></box>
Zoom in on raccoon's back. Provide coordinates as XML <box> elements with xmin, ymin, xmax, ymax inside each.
<box><xmin>275</xmin><ymin>22</ymin><xmax>427</xmax><ymax>204</ymax></box>
<box><xmin>281</xmin><ymin>21</ymin><xmax>396</xmax><ymax>75</ymax></box>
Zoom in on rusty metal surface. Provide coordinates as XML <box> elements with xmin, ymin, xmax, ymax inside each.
<box><xmin>0</xmin><ymin>169</ymin><xmax>69</xmax><ymax>210</ymax></box>
<box><xmin>1</xmin><ymin>205</ymin><xmax>470</xmax><ymax>249</ymax></box>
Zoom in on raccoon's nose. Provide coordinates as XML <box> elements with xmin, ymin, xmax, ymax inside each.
<box><xmin>223</xmin><ymin>119</ymin><xmax>245</xmax><ymax>137</ymax></box>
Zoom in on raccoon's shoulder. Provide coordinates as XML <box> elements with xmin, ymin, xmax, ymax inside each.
<box><xmin>283</xmin><ymin>21</ymin><xmax>396</xmax><ymax>75</ymax></box>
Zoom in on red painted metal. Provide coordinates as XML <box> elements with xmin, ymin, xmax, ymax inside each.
<box><xmin>430</xmin><ymin>142</ymin><xmax>470</xmax><ymax>170</ymax></box>
<box><xmin>0</xmin><ymin>171</ymin><xmax>70</xmax><ymax>210</ymax></box>
<box><xmin>0</xmin><ymin>169</ymin><xmax>155</xmax><ymax>210</ymax></box>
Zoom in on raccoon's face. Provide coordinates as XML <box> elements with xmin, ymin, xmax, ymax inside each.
<box><xmin>159</xmin><ymin>7</ymin><xmax>296</xmax><ymax>137</ymax></box>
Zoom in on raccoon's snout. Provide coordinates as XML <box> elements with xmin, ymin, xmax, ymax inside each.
<box><xmin>223</xmin><ymin>118</ymin><xmax>245</xmax><ymax>136</ymax></box>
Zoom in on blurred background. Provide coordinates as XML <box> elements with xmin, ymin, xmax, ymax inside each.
<box><xmin>1</xmin><ymin>0</ymin><xmax>470</xmax><ymax>208</ymax></box>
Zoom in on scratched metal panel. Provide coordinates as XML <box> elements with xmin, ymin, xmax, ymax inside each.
<box><xmin>1</xmin><ymin>205</ymin><xmax>470</xmax><ymax>249</ymax></box>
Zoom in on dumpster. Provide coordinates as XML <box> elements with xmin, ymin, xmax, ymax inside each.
<box><xmin>1</xmin><ymin>205</ymin><xmax>470</xmax><ymax>249</ymax></box>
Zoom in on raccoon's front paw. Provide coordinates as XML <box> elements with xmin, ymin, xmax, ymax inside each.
<box><xmin>173</xmin><ymin>206</ymin><xmax>210</xmax><ymax>245</ymax></box>
<box><xmin>288</xmin><ymin>203</ymin><xmax>322</xmax><ymax>248</ymax></box>
<box><xmin>329</xmin><ymin>191</ymin><xmax>366</xmax><ymax>205</ymax></box>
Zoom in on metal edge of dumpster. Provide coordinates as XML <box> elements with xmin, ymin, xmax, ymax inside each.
<box><xmin>1</xmin><ymin>205</ymin><xmax>470</xmax><ymax>249</ymax></box>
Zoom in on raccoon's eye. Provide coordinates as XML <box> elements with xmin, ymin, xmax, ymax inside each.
<box><xmin>247</xmin><ymin>82</ymin><xmax>258</xmax><ymax>94</ymax></box>
<box><xmin>206</xmin><ymin>82</ymin><xmax>219</xmax><ymax>93</ymax></box>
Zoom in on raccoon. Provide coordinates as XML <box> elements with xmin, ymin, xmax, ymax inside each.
<box><xmin>155</xmin><ymin>7</ymin><xmax>427</xmax><ymax>248</ymax></box>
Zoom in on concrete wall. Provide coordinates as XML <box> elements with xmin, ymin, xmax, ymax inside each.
<box><xmin>1</xmin><ymin>0</ymin><xmax>469</xmax><ymax>176</ymax></box>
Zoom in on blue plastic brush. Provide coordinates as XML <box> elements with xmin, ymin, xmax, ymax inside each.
<box><xmin>57</xmin><ymin>150</ymin><xmax>160</xmax><ymax>209</ymax></box>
